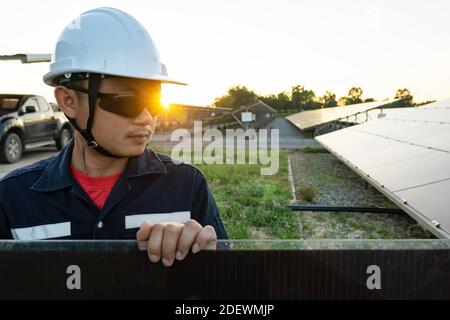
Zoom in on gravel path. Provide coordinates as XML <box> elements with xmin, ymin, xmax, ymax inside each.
<box><xmin>290</xmin><ymin>151</ymin><xmax>394</xmax><ymax>207</ymax></box>
<box><xmin>289</xmin><ymin>150</ymin><xmax>433</xmax><ymax>239</ymax></box>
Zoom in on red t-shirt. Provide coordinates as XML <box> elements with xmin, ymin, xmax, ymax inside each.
<box><xmin>70</xmin><ymin>164</ymin><xmax>121</xmax><ymax>209</ymax></box>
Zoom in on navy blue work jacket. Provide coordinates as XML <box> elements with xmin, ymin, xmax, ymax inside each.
<box><xmin>0</xmin><ymin>141</ymin><xmax>228</xmax><ymax>240</ymax></box>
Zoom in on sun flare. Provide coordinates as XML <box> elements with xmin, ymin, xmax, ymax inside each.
<box><xmin>160</xmin><ymin>96</ymin><xmax>170</xmax><ymax>110</ymax></box>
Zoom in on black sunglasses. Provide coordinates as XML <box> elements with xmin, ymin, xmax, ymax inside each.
<box><xmin>64</xmin><ymin>84</ymin><xmax>162</xmax><ymax>118</ymax></box>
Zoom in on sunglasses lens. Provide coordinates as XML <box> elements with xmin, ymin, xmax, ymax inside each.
<box><xmin>99</xmin><ymin>96</ymin><xmax>162</xmax><ymax>118</ymax></box>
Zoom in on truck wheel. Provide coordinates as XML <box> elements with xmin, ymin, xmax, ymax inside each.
<box><xmin>55</xmin><ymin>127</ymin><xmax>72</xmax><ymax>150</ymax></box>
<box><xmin>0</xmin><ymin>133</ymin><xmax>23</xmax><ymax>163</ymax></box>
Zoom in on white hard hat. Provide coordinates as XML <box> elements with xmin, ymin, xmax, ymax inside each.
<box><xmin>43</xmin><ymin>7</ymin><xmax>185</xmax><ymax>86</ymax></box>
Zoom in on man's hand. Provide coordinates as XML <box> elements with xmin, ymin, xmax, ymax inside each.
<box><xmin>136</xmin><ymin>219</ymin><xmax>217</xmax><ymax>267</ymax></box>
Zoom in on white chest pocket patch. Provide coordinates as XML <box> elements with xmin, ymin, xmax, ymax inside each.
<box><xmin>11</xmin><ymin>222</ymin><xmax>71</xmax><ymax>240</ymax></box>
<box><xmin>125</xmin><ymin>211</ymin><xmax>191</xmax><ymax>229</ymax></box>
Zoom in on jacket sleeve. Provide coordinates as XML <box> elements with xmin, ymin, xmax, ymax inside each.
<box><xmin>191</xmin><ymin>171</ymin><xmax>229</xmax><ymax>240</ymax></box>
<box><xmin>0</xmin><ymin>202</ymin><xmax>13</xmax><ymax>239</ymax></box>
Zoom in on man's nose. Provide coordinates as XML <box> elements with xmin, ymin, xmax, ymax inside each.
<box><xmin>134</xmin><ymin>107</ymin><xmax>154</xmax><ymax>126</ymax></box>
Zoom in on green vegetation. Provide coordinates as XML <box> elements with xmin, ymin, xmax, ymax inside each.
<box><xmin>297</xmin><ymin>211</ymin><xmax>433</xmax><ymax>239</ymax></box>
<box><xmin>301</xmin><ymin>147</ymin><xmax>329</xmax><ymax>154</ymax></box>
<box><xmin>276</xmin><ymin>111</ymin><xmax>297</xmax><ymax>118</ymax></box>
<box><xmin>297</xmin><ymin>185</ymin><xmax>317</xmax><ymax>203</ymax></box>
<box><xmin>212</xmin><ymin>85</ymin><xmax>421</xmax><ymax>111</ymax></box>
<box><xmin>197</xmin><ymin>151</ymin><xmax>298</xmax><ymax>239</ymax></box>
<box><xmin>153</xmin><ymin>147</ymin><xmax>299</xmax><ymax>239</ymax></box>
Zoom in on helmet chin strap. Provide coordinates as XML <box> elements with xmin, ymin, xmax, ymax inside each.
<box><xmin>66</xmin><ymin>73</ymin><xmax>126</xmax><ymax>159</ymax></box>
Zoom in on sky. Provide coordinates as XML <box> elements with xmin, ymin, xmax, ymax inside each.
<box><xmin>0</xmin><ymin>0</ymin><xmax>449</xmax><ymax>106</ymax></box>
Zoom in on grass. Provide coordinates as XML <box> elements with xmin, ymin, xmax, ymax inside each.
<box><xmin>197</xmin><ymin>151</ymin><xmax>299</xmax><ymax>239</ymax></box>
<box><xmin>301</xmin><ymin>147</ymin><xmax>329</xmax><ymax>154</ymax></box>
<box><xmin>297</xmin><ymin>211</ymin><xmax>432</xmax><ymax>239</ymax></box>
<box><xmin>297</xmin><ymin>185</ymin><xmax>317</xmax><ymax>203</ymax></box>
<box><xmin>276</xmin><ymin>111</ymin><xmax>300</xmax><ymax>118</ymax></box>
<box><xmin>152</xmin><ymin>146</ymin><xmax>299</xmax><ymax>239</ymax></box>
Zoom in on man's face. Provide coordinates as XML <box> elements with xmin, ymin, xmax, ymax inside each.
<box><xmin>76</xmin><ymin>77</ymin><xmax>161</xmax><ymax>157</ymax></box>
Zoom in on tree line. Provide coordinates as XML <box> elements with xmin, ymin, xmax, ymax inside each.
<box><xmin>212</xmin><ymin>85</ymin><xmax>434</xmax><ymax>111</ymax></box>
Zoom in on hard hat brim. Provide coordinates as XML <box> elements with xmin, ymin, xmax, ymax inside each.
<box><xmin>43</xmin><ymin>69</ymin><xmax>187</xmax><ymax>87</ymax></box>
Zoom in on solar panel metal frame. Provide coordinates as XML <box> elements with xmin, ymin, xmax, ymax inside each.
<box><xmin>0</xmin><ymin>240</ymin><xmax>449</xmax><ymax>299</ymax></box>
<box><xmin>286</xmin><ymin>100</ymin><xmax>397</xmax><ymax>131</ymax></box>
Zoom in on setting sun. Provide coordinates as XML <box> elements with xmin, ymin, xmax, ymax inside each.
<box><xmin>160</xmin><ymin>96</ymin><xmax>170</xmax><ymax>110</ymax></box>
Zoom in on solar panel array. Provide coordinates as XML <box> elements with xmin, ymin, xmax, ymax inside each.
<box><xmin>1</xmin><ymin>240</ymin><xmax>450</xmax><ymax>299</ymax></box>
<box><xmin>316</xmin><ymin>99</ymin><xmax>450</xmax><ymax>238</ymax></box>
<box><xmin>286</xmin><ymin>100</ymin><xmax>395</xmax><ymax>130</ymax></box>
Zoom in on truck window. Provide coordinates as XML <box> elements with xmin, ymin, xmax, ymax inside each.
<box><xmin>50</xmin><ymin>103</ymin><xmax>61</xmax><ymax>112</ymax></box>
<box><xmin>0</xmin><ymin>98</ymin><xmax>20</xmax><ymax>111</ymax></box>
<box><xmin>23</xmin><ymin>98</ymin><xmax>40</xmax><ymax>112</ymax></box>
<box><xmin>37</xmin><ymin>97</ymin><xmax>50</xmax><ymax>112</ymax></box>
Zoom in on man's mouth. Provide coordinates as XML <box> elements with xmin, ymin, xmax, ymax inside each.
<box><xmin>130</xmin><ymin>133</ymin><xmax>150</xmax><ymax>138</ymax></box>
<box><xmin>128</xmin><ymin>130</ymin><xmax>151</xmax><ymax>139</ymax></box>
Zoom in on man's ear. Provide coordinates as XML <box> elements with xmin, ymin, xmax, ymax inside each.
<box><xmin>54</xmin><ymin>86</ymin><xmax>79</xmax><ymax>119</ymax></box>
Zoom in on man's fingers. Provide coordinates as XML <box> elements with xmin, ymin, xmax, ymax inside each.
<box><xmin>161</xmin><ymin>223</ymin><xmax>183</xmax><ymax>267</ymax></box>
<box><xmin>176</xmin><ymin>219</ymin><xmax>202</xmax><ymax>261</ymax></box>
<box><xmin>140</xmin><ymin>220</ymin><xmax>217</xmax><ymax>266</ymax></box>
<box><xmin>136</xmin><ymin>220</ymin><xmax>153</xmax><ymax>241</ymax></box>
<box><xmin>193</xmin><ymin>225</ymin><xmax>217</xmax><ymax>253</ymax></box>
<box><xmin>147</xmin><ymin>223</ymin><xmax>164</xmax><ymax>263</ymax></box>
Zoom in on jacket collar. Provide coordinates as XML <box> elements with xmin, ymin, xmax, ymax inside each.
<box><xmin>31</xmin><ymin>140</ymin><xmax>167</xmax><ymax>192</ymax></box>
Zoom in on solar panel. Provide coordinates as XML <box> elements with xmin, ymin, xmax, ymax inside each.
<box><xmin>316</xmin><ymin>99</ymin><xmax>450</xmax><ymax>238</ymax></box>
<box><xmin>420</xmin><ymin>98</ymin><xmax>450</xmax><ymax>109</ymax></box>
<box><xmin>286</xmin><ymin>100</ymin><xmax>395</xmax><ymax>130</ymax></box>
<box><xmin>0</xmin><ymin>240</ymin><xmax>449</xmax><ymax>299</ymax></box>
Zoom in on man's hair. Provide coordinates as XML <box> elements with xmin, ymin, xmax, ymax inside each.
<box><xmin>72</xmin><ymin>79</ymin><xmax>88</xmax><ymax>105</ymax></box>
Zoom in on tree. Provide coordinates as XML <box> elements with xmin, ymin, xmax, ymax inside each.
<box><xmin>338</xmin><ymin>96</ymin><xmax>349</xmax><ymax>106</ymax></box>
<box><xmin>304</xmin><ymin>101</ymin><xmax>322</xmax><ymax>110</ymax></box>
<box><xmin>319</xmin><ymin>91</ymin><xmax>337</xmax><ymax>108</ymax></box>
<box><xmin>258</xmin><ymin>94</ymin><xmax>277</xmax><ymax>109</ymax></box>
<box><xmin>276</xmin><ymin>92</ymin><xmax>291</xmax><ymax>110</ymax></box>
<box><xmin>213</xmin><ymin>85</ymin><xmax>257</xmax><ymax>109</ymax></box>
<box><xmin>394</xmin><ymin>88</ymin><xmax>414</xmax><ymax>107</ymax></box>
<box><xmin>337</xmin><ymin>87</ymin><xmax>373</xmax><ymax>106</ymax></box>
<box><xmin>347</xmin><ymin>87</ymin><xmax>363</xmax><ymax>104</ymax></box>
<box><xmin>258</xmin><ymin>91</ymin><xmax>291</xmax><ymax>111</ymax></box>
<box><xmin>291</xmin><ymin>85</ymin><xmax>315</xmax><ymax>109</ymax></box>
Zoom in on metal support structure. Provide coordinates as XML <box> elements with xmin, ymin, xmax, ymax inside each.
<box><xmin>286</xmin><ymin>205</ymin><xmax>405</xmax><ymax>214</ymax></box>
<box><xmin>0</xmin><ymin>53</ymin><xmax>51</xmax><ymax>63</ymax></box>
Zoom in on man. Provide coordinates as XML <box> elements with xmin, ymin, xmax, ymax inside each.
<box><xmin>0</xmin><ymin>7</ymin><xmax>228</xmax><ymax>267</ymax></box>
